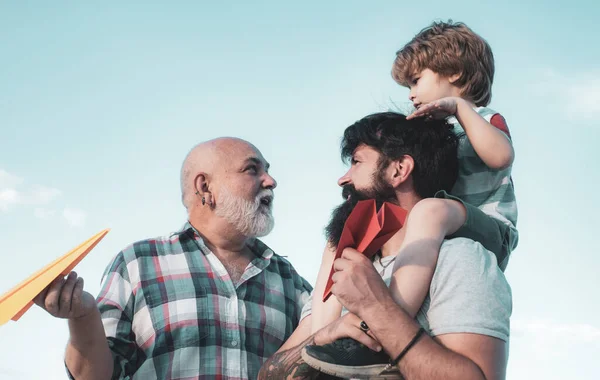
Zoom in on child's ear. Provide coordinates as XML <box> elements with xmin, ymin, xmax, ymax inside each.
<box><xmin>448</xmin><ymin>73</ymin><xmax>461</xmax><ymax>84</ymax></box>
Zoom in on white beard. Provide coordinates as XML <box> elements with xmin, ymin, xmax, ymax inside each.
<box><xmin>214</xmin><ymin>186</ymin><xmax>274</xmax><ymax>237</ymax></box>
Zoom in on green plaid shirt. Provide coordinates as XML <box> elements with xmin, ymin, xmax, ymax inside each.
<box><xmin>76</xmin><ymin>223</ymin><xmax>312</xmax><ymax>379</ymax></box>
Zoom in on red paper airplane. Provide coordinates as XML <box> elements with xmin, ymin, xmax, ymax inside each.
<box><xmin>322</xmin><ymin>200</ymin><xmax>407</xmax><ymax>302</ymax></box>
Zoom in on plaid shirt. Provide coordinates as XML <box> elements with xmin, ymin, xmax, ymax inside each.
<box><xmin>70</xmin><ymin>222</ymin><xmax>312</xmax><ymax>380</ymax></box>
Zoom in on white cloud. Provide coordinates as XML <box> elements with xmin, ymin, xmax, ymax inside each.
<box><xmin>509</xmin><ymin>318</ymin><xmax>600</xmax><ymax>378</ymax></box>
<box><xmin>566</xmin><ymin>78</ymin><xmax>600</xmax><ymax>120</ymax></box>
<box><xmin>0</xmin><ymin>188</ymin><xmax>21</xmax><ymax>211</ymax></box>
<box><xmin>530</xmin><ymin>68</ymin><xmax>600</xmax><ymax>121</ymax></box>
<box><xmin>63</xmin><ymin>207</ymin><xmax>87</xmax><ymax>228</ymax></box>
<box><xmin>0</xmin><ymin>169</ymin><xmax>23</xmax><ymax>188</ymax></box>
<box><xmin>512</xmin><ymin>319</ymin><xmax>600</xmax><ymax>343</ymax></box>
<box><xmin>0</xmin><ymin>169</ymin><xmax>63</xmax><ymax>213</ymax></box>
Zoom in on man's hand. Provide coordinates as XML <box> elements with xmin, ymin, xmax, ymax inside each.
<box><xmin>314</xmin><ymin>312</ymin><xmax>382</xmax><ymax>352</ymax></box>
<box><xmin>258</xmin><ymin>313</ymin><xmax>384</xmax><ymax>380</ymax></box>
<box><xmin>407</xmin><ymin>97</ymin><xmax>461</xmax><ymax>120</ymax></box>
<box><xmin>34</xmin><ymin>271</ymin><xmax>98</xmax><ymax>319</ymax></box>
<box><xmin>330</xmin><ymin>248</ymin><xmax>394</xmax><ymax>320</ymax></box>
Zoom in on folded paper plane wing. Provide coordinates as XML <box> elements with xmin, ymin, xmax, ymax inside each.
<box><xmin>323</xmin><ymin>201</ymin><xmax>407</xmax><ymax>302</ymax></box>
<box><xmin>0</xmin><ymin>229</ymin><xmax>110</xmax><ymax>326</ymax></box>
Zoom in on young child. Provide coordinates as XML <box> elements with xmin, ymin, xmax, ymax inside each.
<box><xmin>387</xmin><ymin>20</ymin><xmax>518</xmax><ymax>318</ymax></box>
<box><xmin>306</xmin><ymin>20</ymin><xmax>518</xmax><ymax>373</ymax></box>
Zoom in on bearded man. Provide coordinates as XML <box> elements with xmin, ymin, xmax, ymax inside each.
<box><xmin>259</xmin><ymin>113</ymin><xmax>512</xmax><ymax>380</ymax></box>
<box><xmin>34</xmin><ymin>137</ymin><xmax>312</xmax><ymax>380</ymax></box>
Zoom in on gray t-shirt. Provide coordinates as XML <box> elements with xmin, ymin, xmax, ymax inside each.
<box><xmin>301</xmin><ymin>237</ymin><xmax>512</xmax><ymax>341</ymax></box>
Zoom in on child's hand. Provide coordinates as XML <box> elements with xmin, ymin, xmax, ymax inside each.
<box><xmin>407</xmin><ymin>97</ymin><xmax>459</xmax><ymax>120</ymax></box>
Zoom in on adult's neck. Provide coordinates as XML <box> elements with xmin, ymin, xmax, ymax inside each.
<box><xmin>380</xmin><ymin>191</ymin><xmax>422</xmax><ymax>258</ymax></box>
<box><xmin>188</xmin><ymin>212</ymin><xmax>249</xmax><ymax>255</ymax></box>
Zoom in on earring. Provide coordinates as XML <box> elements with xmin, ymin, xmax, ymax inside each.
<box><xmin>201</xmin><ymin>196</ymin><xmax>206</xmax><ymax>205</ymax></box>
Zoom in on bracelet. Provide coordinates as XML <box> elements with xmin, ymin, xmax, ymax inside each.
<box><xmin>382</xmin><ymin>327</ymin><xmax>426</xmax><ymax>372</ymax></box>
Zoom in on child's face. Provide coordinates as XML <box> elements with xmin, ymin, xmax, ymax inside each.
<box><xmin>407</xmin><ymin>68</ymin><xmax>461</xmax><ymax>108</ymax></box>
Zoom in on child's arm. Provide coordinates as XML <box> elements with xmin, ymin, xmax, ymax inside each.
<box><xmin>454</xmin><ymin>99</ymin><xmax>514</xmax><ymax>170</ymax></box>
<box><xmin>389</xmin><ymin>197</ymin><xmax>466</xmax><ymax>317</ymax></box>
<box><xmin>408</xmin><ymin>97</ymin><xmax>514</xmax><ymax>170</ymax></box>
<box><xmin>310</xmin><ymin>244</ymin><xmax>343</xmax><ymax>333</ymax></box>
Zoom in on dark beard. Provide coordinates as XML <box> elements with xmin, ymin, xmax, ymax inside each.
<box><xmin>324</xmin><ymin>173</ymin><xmax>397</xmax><ymax>248</ymax></box>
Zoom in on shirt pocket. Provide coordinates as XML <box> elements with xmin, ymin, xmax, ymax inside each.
<box><xmin>144</xmin><ymin>284</ymin><xmax>210</xmax><ymax>348</ymax></box>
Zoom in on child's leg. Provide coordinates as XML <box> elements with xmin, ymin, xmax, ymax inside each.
<box><xmin>389</xmin><ymin>198</ymin><xmax>466</xmax><ymax>317</ymax></box>
<box><xmin>436</xmin><ymin>191</ymin><xmax>514</xmax><ymax>271</ymax></box>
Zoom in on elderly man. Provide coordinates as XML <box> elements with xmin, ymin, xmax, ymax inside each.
<box><xmin>259</xmin><ymin>113</ymin><xmax>512</xmax><ymax>379</ymax></box>
<box><xmin>34</xmin><ymin>137</ymin><xmax>312</xmax><ymax>379</ymax></box>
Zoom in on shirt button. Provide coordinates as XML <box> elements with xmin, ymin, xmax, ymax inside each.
<box><xmin>231</xmin><ymin>340</ymin><xmax>238</xmax><ymax>347</ymax></box>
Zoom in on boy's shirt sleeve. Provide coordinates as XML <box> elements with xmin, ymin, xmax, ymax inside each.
<box><xmin>490</xmin><ymin>113</ymin><xmax>511</xmax><ymax>139</ymax></box>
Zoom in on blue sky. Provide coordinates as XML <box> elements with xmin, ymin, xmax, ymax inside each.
<box><xmin>1</xmin><ymin>1</ymin><xmax>599</xmax><ymax>379</ymax></box>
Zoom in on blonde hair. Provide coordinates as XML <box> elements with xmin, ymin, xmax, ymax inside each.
<box><xmin>392</xmin><ymin>21</ymin><xmax>495</xmax><ymax>106</ymax></box>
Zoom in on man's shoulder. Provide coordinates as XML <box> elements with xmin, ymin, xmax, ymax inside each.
<box><xmin>419</xmin><ymin>237</ymin><xmax>513</xmax><ymax>341</ymax></box>
<box><xmin>438</xmin><ymin>237</ymin><xmax>501</xmax><ymax>270</ymax></box>
<box><xmin>120</xmin><ymin>226</ymin><xmax>196</xmax><ymax>258</ymax></box>
<box><xmin>105</xmin><ymin>226</ymin><xmax>197</xmax><ymax>275</ymax></box>
<box><xmin>440</xmin><ymin>236</ymin><xmax>492</xmax><ymax>251</ymax></box>
<box><xmin>436</xmin><ymin>237</ymin><xmax>512</xmax><ymax>299</ymax></box>
<box><xmin>253</xmin><ymin>239</ymin><xmax>313</xmax><ymax>292</ymax></box>
<box><xmin>436</xmin><ymin>237</ymin><xmax>512</xmax><ymax>305</ymax></box>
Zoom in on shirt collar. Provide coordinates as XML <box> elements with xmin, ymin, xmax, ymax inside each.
<box><xmin>178</xmin><ymin>221</ymin><xmax>274</xmax><ymax>261</ymax></box>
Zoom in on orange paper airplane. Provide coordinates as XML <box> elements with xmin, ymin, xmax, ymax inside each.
<box><xmin>0</xmin><ymin>229</ymin><xmax>110</xmax><ymax>326</ymax></box>
<box><xmin>323</xmin><ymin>200</ymin><xmax>407</xmax><ymax>302</ymax></box>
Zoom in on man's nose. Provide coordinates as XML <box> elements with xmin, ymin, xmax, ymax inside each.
<box><xmin>337</xmin><ymin>171</ymin><xmax>351</xmax><ymax>187</ymax></box>
<box><xmin>263</xmin><ymin>172</ymin><xmax>277</xmax><ymax>189</ymax></box>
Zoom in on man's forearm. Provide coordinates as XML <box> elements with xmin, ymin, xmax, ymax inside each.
<box><xmin>365</xmin><ymin>302</ymin><xmax>486</xmax><ymax>380</ymax></box>
<box><xmin>258</xmin><ymin>335</ymin><xmax>320</xmax><ymax>380</ymax></box>
<box><xmin>65</xmin><ymin>308</ymin><xmax>114</xmax><ymax>380</ymax></box>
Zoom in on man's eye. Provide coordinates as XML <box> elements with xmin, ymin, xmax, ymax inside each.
<box><xmin>246</xmin><ymin>165</ymin><xmax>258</xmax><ymax>173</ymax></box>
<box><xmin>351</xmin><ymin>158</ymin><xmax>359</xmax><ymax>165</ymax></box>
<box><xmin>412</xmin><ymin>77</ymin><xmax>419</xmax><ymax>85</ymax></box>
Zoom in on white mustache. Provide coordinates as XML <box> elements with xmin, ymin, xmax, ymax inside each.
<box><xmin>255</xmin><ymin>189</ymin><xmax>274</xmax><ymax>203</ymax></box>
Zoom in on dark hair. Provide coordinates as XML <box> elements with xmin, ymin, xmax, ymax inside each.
<box><xmin>341</xmin><ymin>112</ymin><xmax>459</xmax><ymax>198</ymax></box>
<box><xmin>392</xmin><ymin>20</ymin><xmax>495</xmax><ymax>106</ymax></box>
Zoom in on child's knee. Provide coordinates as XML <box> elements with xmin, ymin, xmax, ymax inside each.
<box><xmin>410</xmin><ymin>198</ymin><xmax>453</xmax><ymax>220</ymax></box>
<box><xmin>408</xmin><ymin>198</ymin><xmax>466</xmax><ymax>233</ymax></box>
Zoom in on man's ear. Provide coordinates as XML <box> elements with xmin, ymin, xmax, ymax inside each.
<box><xmin>195</xmin><ymin>173</ymin><xmax>210</xmax><ymax>195</ymax></box>
<box><xmin>194</xmin><ymin>173</ymin><xmax>214</xmax><ymax>206</ymax></box>
<box><xmin>388</xmin><ymin>155</ymin><xmax>414</xmax><ymax>188</ymax></box>
<box><xmin>194</xmin><ymin>173</ymin><xmax>209</xmax><ymax>193</ymax></box>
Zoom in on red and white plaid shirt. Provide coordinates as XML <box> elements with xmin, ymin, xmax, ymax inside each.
<box><xmin>68</xmin><ymin>222</ymin><xmax>311</xmax><ymax>379</ymax></box>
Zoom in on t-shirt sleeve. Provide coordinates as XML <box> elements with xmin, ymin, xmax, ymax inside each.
<box><xmin>300</xmin><ymin>291</ymin><xmax>314</xmax><ymax>322</ymax></box>
<box><xmin>490</xmin><ymin>113</ymin><xmax>511</xmax><ymax>138</ymax></box>
<box><xmin>294</xmin><ymin>276</ymin><xmax>313</xmax><ymax>322</ymax></box>
<box><xmin>423</xmin><ymin>238</ymin><xmax>512</xmax><ymax>341</ymax></box>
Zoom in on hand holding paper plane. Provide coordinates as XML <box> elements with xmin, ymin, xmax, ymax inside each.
<box><xmin>0</xmin><ymin>229</ymin><xmax>110</xmax><ymax>326</ymax></box>
<box><xmin>322</xmin><ymin>200</ymin><xmax>407</xmax><ymax>302</ymax></box>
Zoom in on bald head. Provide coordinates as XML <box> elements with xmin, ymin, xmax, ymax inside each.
<box><xmin>180</xmin><ymin>137</ymin><xmax>262</xmax><ymax>209</ymax></box>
